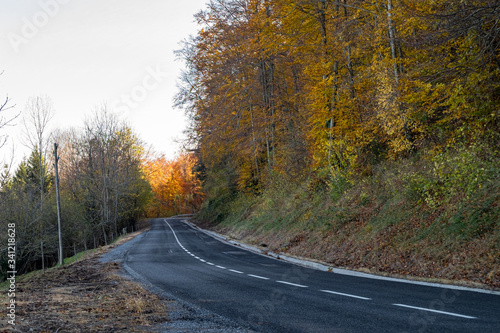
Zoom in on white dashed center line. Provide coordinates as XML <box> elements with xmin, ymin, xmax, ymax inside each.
<box><xmin>229</xmin><ymin>269</ymin><xmax>244</xmax><ymax>274</ymax></box>
<box><xmin>165</xmin><ymin>219</ymin><xmax>477</xmax><ymax>320</ymax></box>
<box><xmin>393</xmin><ymin>304</ymin><xmax>477</xmax><ymax>319</ymax></box>
<box><xmin>277</xmin><ymin>281</ymin><xmax>308</xmax><ymax>288</ymax></box>
<box><xmin>248</xmin><ymin>274</ymin><xmax>270</xmax><ymax>280</ymax></box>
<box><xmin>320</xmin><ymin>290</ymin><xmax>371</xmax><ymax>300</ymax></box>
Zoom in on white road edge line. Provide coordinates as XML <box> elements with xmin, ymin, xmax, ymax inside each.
<box><xmin>320</xmin><ymin>289</ymin><xmax>371</xmax><ymax>300</ymax></box>
<box><xmin>165</xmin><ymin>220</ymin><xmax>254</xmax><ymax>278</ymax></box>
<box><xmin>182</xmin><ymin>218</ymin><xmax>500</xmax><ymax>296</ymax></box>
<box><xmin>277</xmin><ymin>281</ymin><xmax>308</xmax><ymax>288</ymax></box>
<box><xmin>393</xmin><ymin>303</ymin><xmax>477</xmax><ymax>319</ymax></box>
<box><xmin>229</xmin><ymin>269</ymin><xmax>244</xmax><ymax>274</ymax></box>
<box><xmin>248</xmin><ymin>274</ymin><xmax>270</xmax><ymax>280</ymax></box>
<box><xmin>168</xmin><ymin>219</ymin><xmax>475</xmax><ymax>318</ymax></box>
<box><xmin>165</xmin><ymin>219</ymin><xmax>202</xmax><ymax>263</ymax></box>
<box><xmin>165</xmin><ymin>220</ymin><xmax>183</xmax><ymax>244</ymax></box>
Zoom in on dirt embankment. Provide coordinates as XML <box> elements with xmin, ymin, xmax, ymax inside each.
<box><xmin>0</xmin><ymin>230</ymin><xmax>168</xmax><ymax>332</ymax></box>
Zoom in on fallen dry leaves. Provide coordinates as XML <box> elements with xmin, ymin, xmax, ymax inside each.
<box><xmin>0</xmin><ymin>230</ymin><xmax>169</xmax><ymax>332</ymax></box>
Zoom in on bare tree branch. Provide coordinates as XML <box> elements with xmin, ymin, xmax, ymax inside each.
<box><xmin>22</xmin><ymin>95</ymin><xmax>55</xmax><ymax>157</ymax></box>
<box><xmin>0</xmin><ymin>71</ymin><xmax>20</xmax><ymax>150</ymax></box>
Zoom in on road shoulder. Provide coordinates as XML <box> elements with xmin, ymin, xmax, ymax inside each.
<box><xmin>183</xmin><ymin>218</ymin><xmax>500</xmax><ymax>296</ymax></box>
<box><xmin>0</xmin><ymin>228</ymin><xmax>168</xmax><ymax>332</ymax></box>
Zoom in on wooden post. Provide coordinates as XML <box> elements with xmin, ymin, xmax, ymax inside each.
<box><xmin>41</xmin><ymin>241</ymin><xmax>45</xmax><ymax>273</ymax></box>
<box><xmin>54</xmin><ymin>143</ymin><xmax>63</xmax><ymax>266</ymax></box>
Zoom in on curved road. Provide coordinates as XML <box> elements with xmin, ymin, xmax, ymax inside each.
<box><xmin>123</xmin><ymin>217</ymin><xmax>500</xmax><ymax>332</ymax></box>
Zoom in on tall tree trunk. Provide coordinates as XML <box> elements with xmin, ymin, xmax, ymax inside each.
<box><xmin>260</xmin><ymin>59</ymin><xmax>276</xmax><ymax>169</ymax></box>
<box><xmin>346</xmin><ymin>45</ymin><xmax>356</xmax><ymax>99</ymax></box>
<box><xmin>249</xmin><ymin>105</ymin><xmax>260</xmax><ymax>181</ymax></box>
<box><xmin>102</xmin><ymin>224</ymin><xmax>108</xmax><ymax>245</ymax></box>
<box><xmin>328</xmin><ymin>61</ymin><xmax>340</xmax><ymax>168</ymax></box>
<box><xmin>387</xmin><ymin>0</ymin><xmax>399</xmax><ymax>84</ymax></box>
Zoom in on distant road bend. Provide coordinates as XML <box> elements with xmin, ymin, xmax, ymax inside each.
<box><xmin>123</xmin><ymin>217</ymin><xmax>500</xmax><ymax>332</ymax></box>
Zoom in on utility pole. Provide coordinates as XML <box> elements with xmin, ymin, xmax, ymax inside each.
<box><xmin>41</xmin><ymin>241</ymin><xmax>44</xmax><ymax>273</ymax></box>
<box><xmin>54</xmin><ymin>143</ymin><xmax>63</xmax><ymax>266</ymax></box>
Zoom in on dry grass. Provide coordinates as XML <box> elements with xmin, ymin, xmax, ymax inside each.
<box><xmin>0</xmin><ymin>229</ymin><xmax>169</xmax><ymax>332</ymax></box>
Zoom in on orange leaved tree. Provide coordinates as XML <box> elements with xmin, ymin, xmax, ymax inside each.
<box><xmin>143</xmin><ymin>153</ymin><xmax>204</xmax><ymax>217</ymax></box>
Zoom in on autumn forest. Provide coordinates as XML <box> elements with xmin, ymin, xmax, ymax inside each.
<box><xmin>1</xmin><ymin>0</ymin><xmax>499</xmax><ymax>285</ymax></box>
<box><xmin>176</xmin><ymin>0</ymin><xmax>499</xmax><ymax>286</ymax></box>
<box><xmin>177</xmin><ymin>0</ymin><xmax>498</xmax><ymax>193</ymax></box>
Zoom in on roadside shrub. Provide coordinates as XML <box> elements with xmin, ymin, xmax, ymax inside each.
<box><xmin>403</xmin><ymin>143</ymin><xmax>498</xmax><ymax>209</ymax></box>
<box><xmin>430</xmin><ymin>145</ymin><xmax>488</xmax><ymax>203</ymax></box>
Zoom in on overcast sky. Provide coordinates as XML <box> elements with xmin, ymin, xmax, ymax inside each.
<box><xmin>0</xmin><ymin>0</ymin><xmax>206</xmax><ymax>164</ymax></box>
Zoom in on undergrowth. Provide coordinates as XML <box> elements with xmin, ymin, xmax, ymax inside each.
<box><xmin>197</xmin><ymin>141</ymin><xmax>500</xmax><ymax>288</ymax></box>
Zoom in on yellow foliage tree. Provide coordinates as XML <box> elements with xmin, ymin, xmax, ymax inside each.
<box><xmin>143</xmin><ymin>153</ymin><xmax>203</xmax><ymax>217</ymax></box>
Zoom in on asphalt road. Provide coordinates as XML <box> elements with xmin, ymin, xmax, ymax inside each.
<box><xmin>123</xmin><ymin>217</ymin><xmax>500</xmax><ymax>332</ymax></box>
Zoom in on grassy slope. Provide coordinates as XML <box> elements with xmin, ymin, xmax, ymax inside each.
<box><xmin>198</xmin><ymin>144</ymin><xmax>500</xmax><ymax>289</ymax></box>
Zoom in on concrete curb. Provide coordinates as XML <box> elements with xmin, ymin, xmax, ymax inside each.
<box><xmin>181</xmin><ymin>219</ymin><xmax>500</xmax><ymax>296</ymax></box>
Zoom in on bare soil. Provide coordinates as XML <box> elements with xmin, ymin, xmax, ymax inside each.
<box><xmin>0</xmin><ymin>230</ymin><xmax>169</xmax><ymax>332</ymax></box>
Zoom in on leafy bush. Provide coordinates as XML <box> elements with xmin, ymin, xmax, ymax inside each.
<box><xmin>403</xmin><ymin>143</ymin><xmax>498</xmax><ymax>209</ymax></box>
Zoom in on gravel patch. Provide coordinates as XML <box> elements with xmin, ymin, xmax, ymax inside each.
<box><xmin>101</xmin><ymin>229</ymin><xmax>255</xmax><ymax>332</ymax></box>
<box><xmin>100</xmin><ymin>232</ymin><xmax>146</xmax><ymax>263</ymax></box>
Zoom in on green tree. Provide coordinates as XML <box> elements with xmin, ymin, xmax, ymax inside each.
<box><xmin>0</xmin><ymin>149</ymin><xmax>56</xmax><ymax>276</ymax></box>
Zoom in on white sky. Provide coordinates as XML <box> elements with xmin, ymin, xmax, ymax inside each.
<box><xmin>0</xmin><ymin>0</ymin><xmax>206</xmax><ymax>164</ymax></box>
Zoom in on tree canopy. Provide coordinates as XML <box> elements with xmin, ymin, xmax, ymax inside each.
<box><xmin>176</xmin><ymin>0</ymin><xmax>499</xmax><ymax>193</ymax></box>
